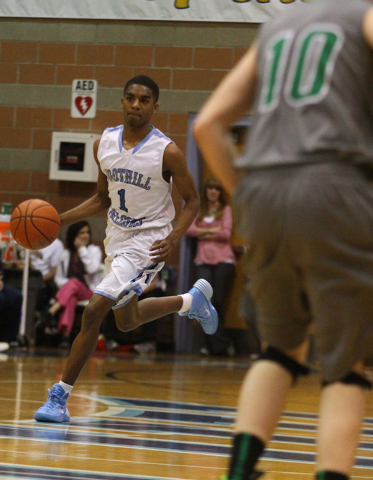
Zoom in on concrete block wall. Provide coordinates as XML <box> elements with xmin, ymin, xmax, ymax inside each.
<box><xmin>0</xmin><ymin>18</ymin><xmax>258</xmax><ymax>263</ymax></box>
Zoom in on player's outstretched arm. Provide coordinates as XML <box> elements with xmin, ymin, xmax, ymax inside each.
<box><xmin>59</xmin><ymin>138</ymin><xmax>111</xmax><ymax>227</ymax></box>
<box><xmin>193</xmin><ymin>42</ymin><xmax>258</xmax><ymax>196</ymax></box>
<box><xmin>149</xmin><ymin>143</ymin><xmax>200</xmax><ymax>262</ymax></box>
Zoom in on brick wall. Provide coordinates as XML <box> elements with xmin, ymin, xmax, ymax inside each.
<box><xmin>0</xmin><ymin>18</ymin><xmax>258</xmax><ymax>264</ymax></box>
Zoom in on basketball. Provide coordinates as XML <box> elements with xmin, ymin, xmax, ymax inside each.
<box><xmin>10</xmin><ymin>199</ymin><xmax>60</xmax><ymax>250</ymax></box>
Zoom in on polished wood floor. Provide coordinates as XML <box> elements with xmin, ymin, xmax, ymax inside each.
<box><xmin>0</xmin><ymin>349</ymin><xmax>372</xmax><ymax>480</ymax></box>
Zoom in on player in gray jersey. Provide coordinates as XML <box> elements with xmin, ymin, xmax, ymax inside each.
<box><xmin>194</xmin><ymin>1</ymin><xmax>373</xmax><ymax>479</ymax></box>
<box><xmin>34</xmin><ymin>75</ymin><xmax>218</xmax><ymax>424</ymax></box>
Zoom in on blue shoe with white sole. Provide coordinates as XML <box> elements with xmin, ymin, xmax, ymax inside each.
<box><xmin>180</xmin><ymin>279</ymin><xmax>218</xmax><ymax>335</ymax></box>
<box><xmin>34</xmin><ymin>383</ymin><xmax>70</xmax><ymax>423</ymax></box>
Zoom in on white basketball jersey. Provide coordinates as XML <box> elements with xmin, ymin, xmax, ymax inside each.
<box><xmin>97</xmin><ymin>125</ymin><xmax>175</xmax><ymax>231</ymax></box>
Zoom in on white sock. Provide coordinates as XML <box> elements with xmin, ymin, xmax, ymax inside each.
<box><xmin>59</xmin><ymin>381</ymin><xmax>73</xmax><ymax>394</ymax></box>
<box><xmin>178</xmin><ymin>293</ymin><xmax>192</xmax><ymax>313</ymax></box>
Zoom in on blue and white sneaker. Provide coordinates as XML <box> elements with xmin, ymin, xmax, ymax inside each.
<box><xmin>180</xmin><ymin>279</ymin><xmax>218</xmax><ymax>335</ymax></box>
<box><xmin>34</xmin><ymin>383</ymin><xmax>70</xmax><ymax>423</ymax></box>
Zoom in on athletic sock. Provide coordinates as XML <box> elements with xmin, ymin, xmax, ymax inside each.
<box><xmin>59</xmin><ymin>381</ymin><xmax>73</xmax><ymax>394</ymax></box>
<box><xmin>178</xmin><ymin>293</ymin><xmax>192</xmax><ymax>313</ymax></box>
<box><xmin>227</xmin><ymin>433</ymin><xmax>265</xmax><ymax>480</ymax></box>
<box><xmin>315</xmin><ymin>472</ymin><xmax>348</xmax><ymax>480</ymax></box>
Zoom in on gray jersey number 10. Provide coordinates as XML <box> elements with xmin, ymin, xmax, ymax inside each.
<box><xmin>258</xmin><ymin>22</ymin><xmax>344</xmax><ymax>113</ymax></box>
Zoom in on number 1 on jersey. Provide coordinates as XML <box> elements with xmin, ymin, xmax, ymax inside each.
<box><xmin>118</xmin><ymin>189</ymin><xmax>128</xmax><ymax>212</ymax></box>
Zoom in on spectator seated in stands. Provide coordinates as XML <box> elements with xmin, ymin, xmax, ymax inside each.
<box><xmin>48</xmin><ymin>221</ymin><xmax>102</xmax><ymax>349</ymax></box>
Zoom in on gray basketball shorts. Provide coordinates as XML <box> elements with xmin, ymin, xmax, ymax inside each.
<box><xmin>94</xmin><ymin>222</ymin><xmax>172</xmax><ymax>309</ymax></box>
<box><xmin>233</xmin><ymin>161</ymin><xmax>373</xmax><ymax>381</ymax></box>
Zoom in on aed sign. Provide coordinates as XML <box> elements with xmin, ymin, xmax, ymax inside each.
<box><xmin>71</xmin><ymin>79</ymin><xmax>97</xmax><ymax>118</ymax></box>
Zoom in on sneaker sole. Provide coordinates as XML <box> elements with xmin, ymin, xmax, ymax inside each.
<box><xmin>193</xmin><ymin>279</ymin><xmax>213</xmax><ymax>300</ymax></box>
<box><xmin>202</xmin><ymin>311</ymin><xmax>218</xmax><ymax>335</ymax></box>
<box><xmin>34</xmin><ymin>411</ymin><xmax>70</xmax><ymax>423</ymax></box>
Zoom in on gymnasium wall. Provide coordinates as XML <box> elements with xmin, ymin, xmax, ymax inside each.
<box><xmin>0</xmin><ymin>18</ymin><xmax>259</xmax><ymax>264</ymax></box>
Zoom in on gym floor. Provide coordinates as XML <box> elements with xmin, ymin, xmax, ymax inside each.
<box><xmin>0</xmin><ymin>349</ymin><xmax>372</xmax><ymax>480</ymax></box>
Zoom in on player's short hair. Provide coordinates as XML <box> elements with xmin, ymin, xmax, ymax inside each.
<box><xmin>123</xmin><ymin>75</ymin><xmax>160</xmax><ymax>102</ymax></box>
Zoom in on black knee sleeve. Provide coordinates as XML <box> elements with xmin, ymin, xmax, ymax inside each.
<box><xmin>259</xmin><ymin>346</ymin><xmax>310</xmax><ymax>383</ymax></box>
<box><xmin>322</xmin><ymin>371</ymin><xmax>372</xmax><ymax>390</ymax></box>
<box><xmin>316</xmin><ymin>472</ymin><xmax>348</xmax><ymax>480</ymax></box>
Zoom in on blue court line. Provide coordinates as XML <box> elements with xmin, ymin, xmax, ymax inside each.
<box><xmin>0</xmin><ymin>463</ymin><xmax>187</xmax><ymax>480</ymax></box>
<box><xmin>271</xmin><ymin>434</ymin><xmax>373</xmax><ymax>451</ymax></box>
<box><xmin>0</xmin><ymin>425</ymin><xmax>228</xmax><ymax>455</ymax></box>
<box><xmin>277</xmin><ymin>421</ymin><xmax>373</xmax><ymax>437</ymax></box>
<box><xmin>69</xmin><ymin>419</ymin><xmax>232</xmax><ymax>437</ymax></box>
<box><xmin>94</xmin><ymin>396</ymin><xmax>235</xmax><ymax>413</ymax></box>
<box><xmin>74</xmin><ymin>395</ymin><xmax>234</xmax><ymax>424</ymax></box>
<box><xmin>77</xmin><ymin>396</ymin><xmax>373</xmax><ymax>427</ymax></box>
<box><xmin>263</xmin><ymin>449</ymin><xmax>373</xmax><ymax>468</ymax></box>
<box><xmin>283</xmin><ymin>411</ymin><xmax>373</xmax><ymax>424</ymax></box>
<box><xmin>3</xmin><ymin>423</ymin><xmax>373</xmax><ymax>452</ymax></box>
<box><xmin>44</xmin><ymin>419</ymin><xmax>373</xmax><ymax>446</ymax></box>
<box><xmin>1</xmin><ymin>424</ymin><xmax>373</xmax><ymax>467</ymax></box>
<box><xmin>72</xmin><ymin>408</ymin><xmax>373</xmax><ymax>434</ymax></box>
<box><xmin>104</xmin><ymin>408</ymin><xmax>233</xmax><ymax>424</ymax></box>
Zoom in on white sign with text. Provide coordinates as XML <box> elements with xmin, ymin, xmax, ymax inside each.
<box><xmin>71</xmin><ymin>79</ymin><xmax>97</xmax><ymax>119</ymax></box>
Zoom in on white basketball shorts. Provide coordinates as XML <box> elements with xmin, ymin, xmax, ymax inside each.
<box><xmin>94</xmin><ymin>222</ymin><xmax>172</xmax><ymax>309</ymax></box>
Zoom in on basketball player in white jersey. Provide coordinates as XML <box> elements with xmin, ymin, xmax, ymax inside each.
<box><xmin>194</xmin><ymin>1</ymin><xmax>373</xmax><ymax>479</ymax></box>
<box><xmin>34</xmin><ymin>75</ymin><xmax>218</xmax><ymax>423</ymax></box>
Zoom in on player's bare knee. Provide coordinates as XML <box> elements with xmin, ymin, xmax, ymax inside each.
<box><xmin>82</xmin><ymin>299</ymin><xmax>110</xmax><ymax>331</ymax></box>
<box><xmin>115</xmin><ymin>318</ymin><xmax>137</xmax><ymax>332</ymax></box>
<box><xmin>115</xmin><ymin>312</ymin><xmax>141</xmax><ymax>332</ymax></box>
<box><xmin>115</xmin><ymin>321</ymin><xmax>129</xmax><ymax>333</ymax></box>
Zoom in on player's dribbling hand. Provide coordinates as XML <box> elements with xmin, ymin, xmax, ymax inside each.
<box><xmin>149</xmin><ymin>239</ymin><xmax>172</xmax><ymax>263</ymax></box>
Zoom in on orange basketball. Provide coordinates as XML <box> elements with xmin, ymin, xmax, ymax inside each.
<box><xmin>10</xmin><ymin>199</ymin><xmax>60</xmax><ymax>250</ymax></box>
